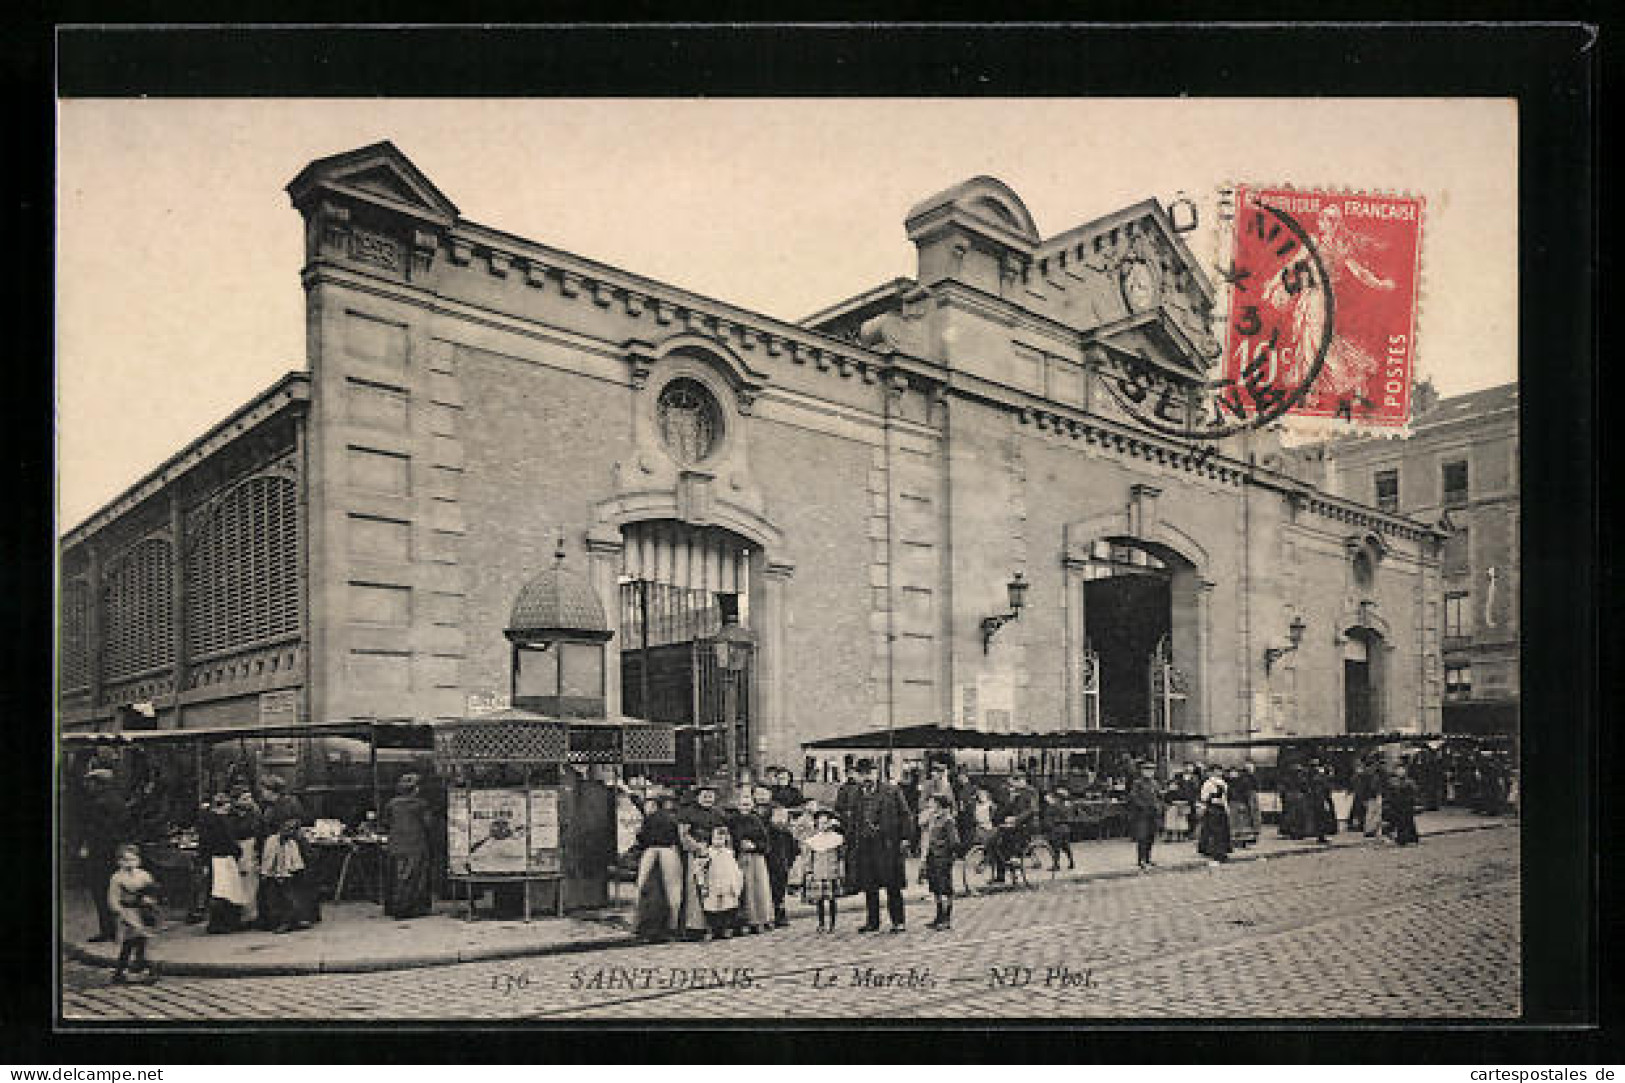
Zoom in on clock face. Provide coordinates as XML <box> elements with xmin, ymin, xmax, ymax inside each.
<box><xmin>1121</xmin><ymin>258</ymin><xmax>1161</xmax><ymax>313</ymax></box>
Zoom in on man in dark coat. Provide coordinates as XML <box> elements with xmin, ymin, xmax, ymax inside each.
<box><xmin>833</xmin><ymin>766</ymin><xmax>863</xmax><ymax>890</ymax></box>
<box><xmin>1384</xmin><ymin>764</ymin><xmax>1421</xmax><ymax>845</ymax></box>
<box><xmin>1127</xmin><ymin>761</ymin><xmax>1163</xmax><ymax>870</ymax></box>
<box><xmin>384</xmin><ymin>774</ymin><xmax>436</xmax><ymax>918</ymax></box>
<box><xmin>849</xmin><ymin>759</ymin><xmax>911</xmax><ymax>933</ymax></box>
<box><xmin>1348</xmin><ymin>761</ymin><xmax>1373</xmax><ymax>831</ymax></box>
<box><xmin>1305</xmin><ymin>761</ymin><xmax>1336</xmax><ymax>844</ymax></box>
<box><xmin>78</xmin><ymin>770</ymin><xmax>131</xmax><ymax>942</ymax></box>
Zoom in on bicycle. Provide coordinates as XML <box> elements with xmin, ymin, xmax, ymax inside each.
<box><xmin>959</xmin><ymin>835</ymin><xmax>1056</xmax><ymax>895</ymax></box>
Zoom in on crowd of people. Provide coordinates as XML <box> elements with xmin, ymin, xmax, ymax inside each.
<box><xmin>69</xmin><ymin>741</ymin><xmax>1513</xmax><ymax>976</ymax></box>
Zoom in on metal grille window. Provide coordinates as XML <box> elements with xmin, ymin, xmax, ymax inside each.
<box><xmin>1374</xmin><ymin>468</ymin><xmax>1399</xmax><ymax>512</ymax></box>
<box><xmin>186</xmin><ymin>476</ymin><xmax>299</xmax><ymax>659</ymax></box>
<box><xmin>103</xmin><ymin>539</ymin><xmax>174</xmax><ymax>681</ymax></box>
<box><xmin>656</xmin><ymin>379</ymin><xmax>722</xmax><ymax>464</ymax></box>
<box><xmin>61</xmin><ymin>579</ymin><xmax>92</xmax><ymax>691</ymax></box>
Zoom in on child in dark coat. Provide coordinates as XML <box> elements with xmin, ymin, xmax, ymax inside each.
<box><xmin>765</xmin><ymin>801</ymin><xmax>800</xmax><ymax>928</ymax></box>
<box><xmin>921</xmin><ymin>794</ymin><xmax>961</xmax><ymax>932</ymax></box>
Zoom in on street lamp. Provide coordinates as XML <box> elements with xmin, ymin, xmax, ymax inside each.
<box><xmin>712</xmin><ymin>597</ymin><xmax>755</xmax><ymax>780</ymax></box>
<box><xmin>980</xmin><ymin>571</ymin><xmax>1029</xmax><ymax>653</ymax></box>
<box><xmin>1264</xmin><ymin>613</ymin><xmax>1308</xmax><ymax>673</ymax></box>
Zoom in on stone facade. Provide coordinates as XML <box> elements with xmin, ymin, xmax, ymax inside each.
<box><xmin>61</xmin><ymin>143</ymin><xmax>1446</xmax><ymax>770</ymax></box>
<box><xmin>1308</xmin><ymin>384</ymin><xmax>1518</xmax><ymax>734</ymax></box>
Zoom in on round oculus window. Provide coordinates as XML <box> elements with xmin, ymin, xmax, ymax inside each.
<box><xmin>656</xmin><ymin>378</ymin><xmax>723</xmax><ymax>465</ymax></box>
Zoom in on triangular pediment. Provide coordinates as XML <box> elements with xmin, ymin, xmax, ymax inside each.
<box><xmin>286</xmin><ymin>141</ymin><xmax>458</xmax><ymax>226</ymax></box>
<box><xmin>1087</xmin><ymin>309</ymin><xmax>1211</xmax><ymax>384</ymax></box>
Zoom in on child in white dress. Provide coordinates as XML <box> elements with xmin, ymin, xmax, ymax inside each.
<box><xmin>801</xmin><ymin>811</ymin><xmax>846</xmax><ymax>933</ymax></box>
<box><xmin>697</xmin><ymin>825</ymin><xmax>744</xmax><ymax>940</ymax></box>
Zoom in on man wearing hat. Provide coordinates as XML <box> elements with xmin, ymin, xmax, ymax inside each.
<box><xmin>1127</xmin><ymin>761</ymin><xmax>1163</xmax><ymax>870</ymax></box>
<box><xmin>849</xmin><ymin>758</ymin><xmax>911</xmax><ymax>933</ymax></box>
<box><xmin>384</xmin><ymin>773</ymin><xmax>435</xmax><ymax>918</ymax></box>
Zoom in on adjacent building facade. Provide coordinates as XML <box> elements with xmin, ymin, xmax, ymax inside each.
<box><xmin>1307</xmin><ymin>384</ymin><xmax>1519</xmax><ymax>735</ymax></box>
<box><xmin>59</xmin><ymin>142</ymin><xmax>1447</xmax><ymax>774</ymax></box>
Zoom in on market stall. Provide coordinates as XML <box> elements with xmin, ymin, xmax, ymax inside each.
<box><xmin>801</xmin><ymin>723</ymin><xmax>1206</xmax><ymax>839</ymax></box>
<box><xmin>60</xmin><ymin>718</ymin><xmax>436</xmax><ymax>916</ymax></box>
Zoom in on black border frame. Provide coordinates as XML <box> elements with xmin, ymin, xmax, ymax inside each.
<box><xmin>7</xmin><ymin>18</ymin><xmax>1604</xmax><ymax>1064</ymax></box>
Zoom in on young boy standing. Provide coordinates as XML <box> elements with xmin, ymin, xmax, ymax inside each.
<box><xmin>921</xmin><ymin>794</ymin><xmax>961</xmax><ymax>932</ymax></box>
<box><xmin>107</xmin><ymin>844</ymin><xmax>161</xmax><ymax>984</ymax></box>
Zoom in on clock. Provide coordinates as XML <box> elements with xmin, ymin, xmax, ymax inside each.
<box><xmin>1120</xmin><ymin>257</ymin><xmax>1162</xmax><ymax>313</ymax></box>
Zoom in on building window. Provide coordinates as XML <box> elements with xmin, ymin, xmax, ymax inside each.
<box><xmin>657</xmin><ymin>378</ymin><xmax>723</xmax><ymax>465</ymax></box>
<box><xmin>1443</xmin><ymin>526</ymin><xmax>1470</xmax><ymax>578</ymax></box>
<box><xmin>186</xmin><ymin>475</ymin><xmax>300</xmax><ymax>660</ymax></box>
<box><xmin>1442</xmin><ymin>459</ymin><xmax>1469</xmax><ymax>508</ymax></box>
<box><xmin>1444</xmin><ymin>592</ymin><xmax>1471</xmax><ymax>638</ymax></box>
<box><xmin>1445</xmin><ymin>663</ymin><xmax>1473</xmax><ymax>698</ymax></box>
<box><xmin>103</xmin><ymin>538</ymin><xmax>175</xmax><ymax>682</ymax></box>
<box><xmin>1374</xmin><ymin>468</ymin><xmax>1399</xmax><ymax>512</ymax></box>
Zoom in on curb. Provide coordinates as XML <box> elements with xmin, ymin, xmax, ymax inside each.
<box><xmin>66</xmin><ymin>818</ymin><xmax>1510</xmax><ymax>978</ymax></box>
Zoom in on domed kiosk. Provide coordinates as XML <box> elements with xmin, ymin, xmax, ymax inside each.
<box><xmin>433</xmin><ymin>541</ymin><xmax>675</xmax><ymax>919</ymax></box>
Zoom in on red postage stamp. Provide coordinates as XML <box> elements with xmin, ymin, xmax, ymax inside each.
<box><xmin>1220</xmin><ymin>186</ymin><xmax>1424</xmax><ymax>428</ymax></box>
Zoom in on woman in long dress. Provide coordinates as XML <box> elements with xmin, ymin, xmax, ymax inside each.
<box><xmin>197</xmin><ymin>793</ymin><xmax>245</xmax><ymax>933</ymax></box>
<box><xmin>728</xmin><ymin>791</ymin><xmax>775</xmax><ymax>935</ymax></box>
<box><xmin>229</xmin><ymin>792</ymin><xmax>262</xmax><ymax>929</ymax></box>
<box><xmin>1196</xmin><ymin>770</ymin><xmax>1232</xmax><ymax>863</ymax></box>
<box><xmin>676</xmin><ymin>786</ymin><xmax>728</xmax><ymax>939</ymax></box>
<box><xmin>1225</xmin><ymin>768</ymin><xmax>1260</xmax><ymax>848</ymax></box>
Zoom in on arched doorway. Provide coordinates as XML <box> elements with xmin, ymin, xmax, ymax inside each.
<box><xmin>617</xmin><ymin>520</ymin><xmax>755</xmax><ymax>783</ymax></box>
<box><xmin>1342</xmin><ymin>627</ymin><xmax>1385</xmax><ymax>733</ymax></box>
<box><xmin>1077</xmin><ymin>537</ymin><xmax>1201</xmax><ymax>733</ymax></box>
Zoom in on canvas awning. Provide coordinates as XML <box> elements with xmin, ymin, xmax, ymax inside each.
<box><xmin>1204</xmin><ymin>731</ymin><xmax>1434</xmax><ymax>750</ymax></box>
<box><xmin>801</xmin><ymin>724</ymin><xmax>1207</xmax><ymax>751</ymax></box>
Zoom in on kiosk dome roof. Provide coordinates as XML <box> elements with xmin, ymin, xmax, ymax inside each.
<box><xmin>505</xmin><ymin>544</ymin><xmax>611</xmax><ymax>643</ymax></box>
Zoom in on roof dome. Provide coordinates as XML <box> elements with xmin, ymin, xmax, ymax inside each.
<box><xmin>505</xmin><ymin>543</ymin><xmax>612</xmax><ymax>644</ymax></box>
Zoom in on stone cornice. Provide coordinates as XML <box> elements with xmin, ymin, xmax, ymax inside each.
<box><xmin>61</xmin><ymin>373</ymin><xmax>310</xmax><ymax>552</ymax></box>
<box><xmin>448</xmin><ymin>218</ymin><xmax>889</xmax><ymax>386</ymax></box>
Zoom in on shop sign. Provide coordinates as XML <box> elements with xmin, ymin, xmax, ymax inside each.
<box><xmin>466</xmin><ymin>691</ymin><xmax>511</xmax><ymax>717</ymax></box>
<box><xmin>259</xmin><ymin>689</ymin><xmax>299</xmax><ymax>725</ymax></box>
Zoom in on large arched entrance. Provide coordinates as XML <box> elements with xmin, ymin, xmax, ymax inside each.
<box><xmin>617</xmin><ymin>520</ymin><xmax>756</xmax><ymax>783</ymax></box>
<box><xmin>1085</xmin><ymin>536</ymin><xmax>1202</xmax><ymax>728</ymax></box>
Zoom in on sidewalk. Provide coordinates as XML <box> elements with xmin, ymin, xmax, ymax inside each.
<box><xmin>63</xmin><ymin>807</ymin><xmax>1512</xmax><ymax>977</ymax></box>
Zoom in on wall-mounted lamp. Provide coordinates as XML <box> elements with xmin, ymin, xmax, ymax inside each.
<box><xmin>980</xmin><ymin>571</ymin><xmax>1029</xmax><ymax>653</ymax></box>
<box><xmin>1263</xmin><ymin>614</ymin><xmax>1308</xmax><ymax>672</ymax></box>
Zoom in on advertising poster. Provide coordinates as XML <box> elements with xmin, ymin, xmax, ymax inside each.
<box><xmin>466</xmin><ymin>788</ymin><xmax>529</xmax><ymax>873</ymax></box>
<box><xmin>527</xmin><ymin>787</ymin><xmax>562</xmax><ymax>874</ymax></box>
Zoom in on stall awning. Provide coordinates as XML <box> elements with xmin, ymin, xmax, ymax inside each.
<box><xmin>1204</xmin><ymin>730</ymin><xmax>1437</xmax><ymax>750</ymax></box>
<box><xmin>801</xmin><ymin>724</ymin><xmax>1207</xmax><ymax>751</ymax></box>
<box><xmin>59</xmin><ymin>719</ymin><xmax>433</xmax><ymax>747</ymax></box>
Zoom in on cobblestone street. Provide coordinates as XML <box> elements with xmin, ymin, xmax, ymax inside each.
<box><xmin>61</xmin><ymin>826</ymin><xmax>1518</xmax><ymax>1022</ymax></box>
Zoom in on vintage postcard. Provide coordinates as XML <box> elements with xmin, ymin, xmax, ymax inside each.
<box><xmin>56</xmin><ymin>90</ymin><xmax>1527</xmax><ymax>1027</ymax></box>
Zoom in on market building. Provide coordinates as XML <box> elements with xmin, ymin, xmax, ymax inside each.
<box><xmin>1301</xmin><ymin>383</ymin><xmax>1519</xmax><ymax>737</ymax></box>
<box><xmin>58</xmin><ymin>141</ymin><xmax>1448</xmax><ymax>781</ymax></box>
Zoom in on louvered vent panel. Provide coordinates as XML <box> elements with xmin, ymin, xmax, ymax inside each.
<box><xmin>186</xmin><ymin>476</ymin><xmax>299</xmax><ymax>659</ymax></box>
<box><xmin>60</xmin><ymin>580</ymin><xmax>92</xmax><ymax>691</ymax></box>
<box><xmin>103</xmin><ymin>539</ymin><xmax>174</xmax><ymax>681</ymax></box>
